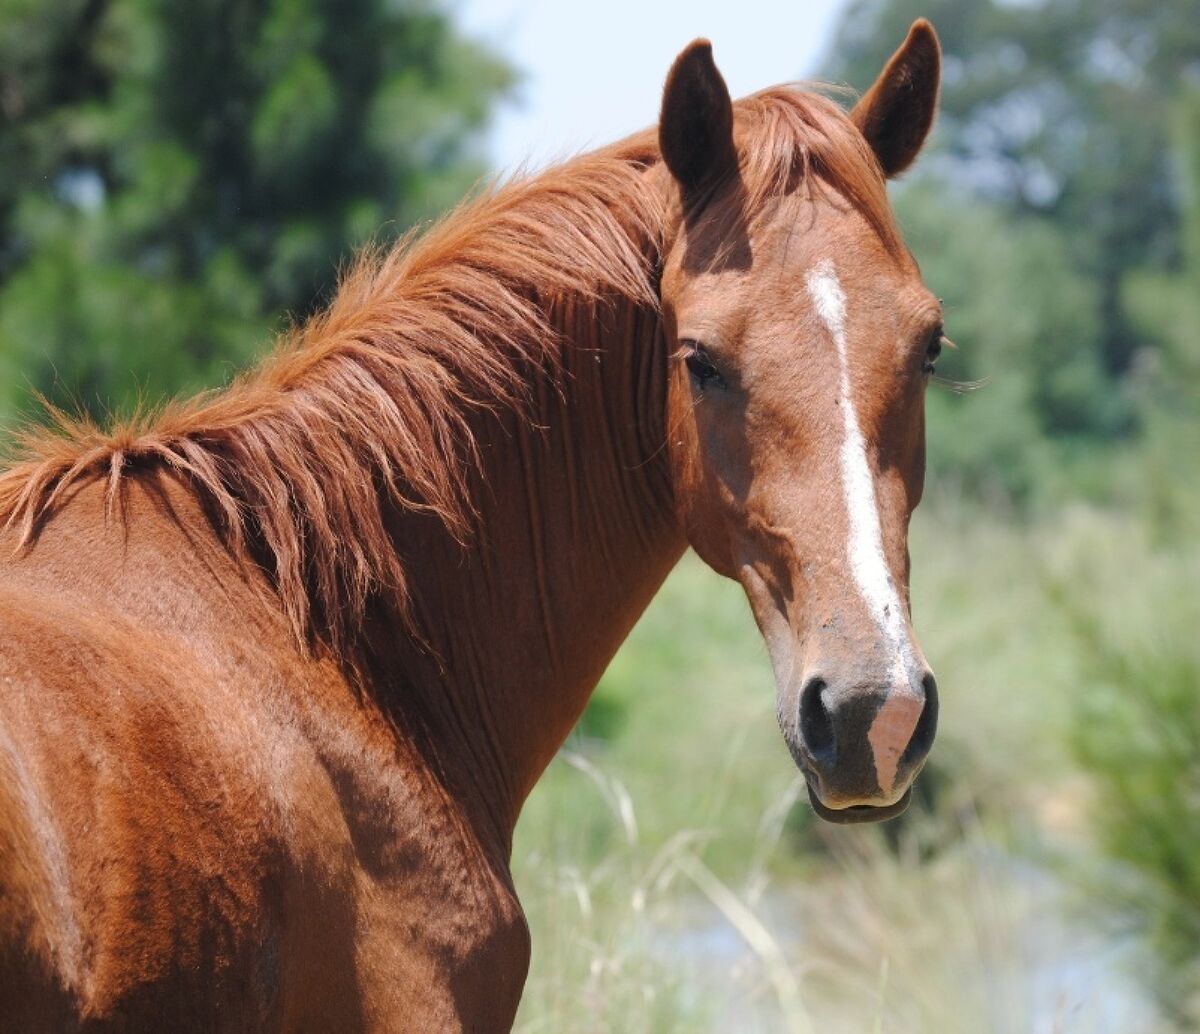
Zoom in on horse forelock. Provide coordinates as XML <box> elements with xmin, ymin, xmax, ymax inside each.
<box><xmin>735</xmin><ymin>87</ymin><xmax>902</xmax><ymax>256</ymax></box>
<box><xmin>0</xmin><ymin>86</ymin><xmax>895</xmax><ymax>661</ymax></box>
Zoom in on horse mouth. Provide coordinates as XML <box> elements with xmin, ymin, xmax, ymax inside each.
<box><xmin>805</xmin><ymin>783</ymin><xmax>913</xmax><ymax>824</ymax></box>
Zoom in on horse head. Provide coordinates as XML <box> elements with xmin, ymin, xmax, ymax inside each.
<box><xmin>658</xmin><ymin>22</ymin><xmax>943</xmax><ymax>823</ymax></box>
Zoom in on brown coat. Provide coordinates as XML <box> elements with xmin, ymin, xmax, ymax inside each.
<box><xmin>0</xmin><ymin>22</ymin><xmax>943</xmax><ymax>1031</ymax></box>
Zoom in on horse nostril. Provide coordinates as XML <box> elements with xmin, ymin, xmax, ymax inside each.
<box><xmin>904</xmin><ymin>671</ymin><xmax>939</xmax><ymax>764</ymax></box>
<box><xmin>799</xmin><ymin>676</ymin><xmax>836</xmax><ymax>765</ymax></box>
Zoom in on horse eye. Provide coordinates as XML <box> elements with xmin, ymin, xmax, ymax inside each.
<box><xmin>684</xmin><ymin>343</ymin><xmax>727</xmax><ymax>390</ymax></box>
<box><xmin>922</xmin><ymin>331</ymin><xmax>944</xmax><ymax>375</ymax></box>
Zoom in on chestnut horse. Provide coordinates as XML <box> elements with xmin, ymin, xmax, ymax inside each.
<box><xmin>0</xmin><ymin>20</ymin><xmax>944</xmax><ymax>1032</ymax></box>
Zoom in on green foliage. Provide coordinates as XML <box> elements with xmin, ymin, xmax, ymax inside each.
<box><xmin>1075</xmin><ymin>636</ymin><xmax>1200</xmax><ymax>1020</ymax></box>
<box><xmin>1122</xmin><ymin>88</ymin><xmax>1200</xmax><ymax>408</ymax></box>
<box><xmin>1066</xmin><ymin>114</ymin><xmax>1200</xmax><ymax>1003</ymax></box>
<box><xmin>1065</xmin><ymin>529</ymin><xmax>1200</xmax><ymax>1022</ymax></box>
<box><xmin>897</xmin><ymin>185</ymin><xmax>1111</xmax><ymax>499</ymax></box>
<box><xmin>0</xmin><ymin>0</ymin><xmax>512</xmax><ymax>423</ymax></box>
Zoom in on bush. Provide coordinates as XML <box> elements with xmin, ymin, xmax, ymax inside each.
<box><xmin>1066</xmin><ymin>534</ymin><xmax>1200</xmax><ymax>1022</ymax></box>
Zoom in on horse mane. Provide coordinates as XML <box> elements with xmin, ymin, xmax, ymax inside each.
<box><xmin>0</xmin><ymin>87</ymin><xmax>897</xmax><ymax>657</ymax></box>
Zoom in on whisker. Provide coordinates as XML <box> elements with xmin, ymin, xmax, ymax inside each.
<box><xmin>933</xmin><ymin>373</ymin><xmax>987</xmax><ymax>394</ymax></box>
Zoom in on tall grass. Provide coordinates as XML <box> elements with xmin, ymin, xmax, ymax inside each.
<box><xmin>514</xmin><ymin>743</ymin><xmax>1164</xmax><ymax>1032</ymax></box>
<box><xmin>1062</xmin><ymin>513</ymin><xmax>1200</xmax><ymax>1022</ymax></box>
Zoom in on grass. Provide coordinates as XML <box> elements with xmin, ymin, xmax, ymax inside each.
<box><xmin>510</xmin><ymin>490</ymin><xmax>1194</xmax><ymax>1033</ymax></box>
<box><xmin>1062</xmin><ymin>511</ymin><xmax>1200</xmax><ymax>1022</ymax></box>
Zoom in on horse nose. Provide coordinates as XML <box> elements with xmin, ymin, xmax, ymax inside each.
<box><xmin>798</xmin><ymin>671</ymin><xmax>938</xmax><ymax>803</ymax></box>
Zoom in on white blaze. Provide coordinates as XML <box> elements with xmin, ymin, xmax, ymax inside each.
<box><xmin>805</xmin><ymin>259</ymin><xmax>921</xmax><ymax>794</ymax></box>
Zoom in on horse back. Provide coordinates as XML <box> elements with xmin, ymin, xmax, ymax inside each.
<box><xmin>0</xmin><ymin>476</ymin><xmax>351</xmax><ymax>1029</ymax></box>
<box><xmin>0</xmin><ymin>474</ymin><xmax>528</xmax><ymax>1031</ymax></box>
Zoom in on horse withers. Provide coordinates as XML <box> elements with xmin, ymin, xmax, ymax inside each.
<box><xmin>0</xmin><ymin>20</ymin><xmax>944</xmax><ymax>1032</ymax></box>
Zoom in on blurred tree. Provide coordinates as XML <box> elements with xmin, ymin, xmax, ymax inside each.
<box><xmin>1067</xmin><ymin>95</ymin><xmax>1200</xmax><ymax>1019</ymax></box>
<box><xmin>895</xmin><ymin>183</ymin><xmax>1109</xmax><ymax>501</ymax></box>
<box><xmin>0</xmin><ymin>0</ymin><xmax>512</xmax><ymax>422</ymax></box>
<box><xmin>1069</xmin><ymin>582</ymin><xmax>1200</xmax><ymax>1024</ymax></box>
<box><xmin>1117</xmin><ymin>86</ymin><xmax>1200</xmax><ymax>538</ymax></box>
<box><xmin>1123</xmin><ymin>87</ymin><xmax>1200</xmax><ymax>403</ymax></box>
<box><xmin>825</xmin><ymin>0</ymin><xmax>1200</xmax><ymax>440</ymax></box>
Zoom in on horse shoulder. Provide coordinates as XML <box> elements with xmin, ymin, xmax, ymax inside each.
<box><xmin>0</xmin><ymin>718</ymin><xmax>79</xmax><ymax>1029</ymax></box>
<box><xmin>0</xmin><ymin>473</ymin><xmax>529</xmax><ymax>1030</ymax></box>
<box><xmin>0</xmin><ymin>478</ymin><xmax>341</xmax><ymax>1025</ymax></box>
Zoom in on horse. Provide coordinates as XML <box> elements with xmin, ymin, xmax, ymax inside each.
<box><xmin>0</xmin><ymin>19</ymin><xmax>944</xmax><ymax>1032</ymax></box>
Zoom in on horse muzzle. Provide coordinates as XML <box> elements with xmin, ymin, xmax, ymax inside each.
<box><xmin>781</xmin><ymin>669</ymin><xmax>938</xmax><ymax>823</ymax></box>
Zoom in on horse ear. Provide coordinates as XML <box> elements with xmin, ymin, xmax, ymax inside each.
<box><xmin>850</xmin><ymin>19</ymin><xmax>941</xmax><ymax>179</ymax></box>
<box><xmin>659</xmin><ymin>39</ymin><xmax>737</xmax><ymax>197</ymax></box>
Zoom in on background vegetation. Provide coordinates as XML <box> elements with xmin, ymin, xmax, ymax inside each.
<box><xmin>0</xmin><ymin>0</ymin><xmax>510</xmax><ymax>419</ymax></box>
<box><xmin>1</xmin><ymin>0</ymin><xmax>1197</xmax><ymax>1030</ymax></box>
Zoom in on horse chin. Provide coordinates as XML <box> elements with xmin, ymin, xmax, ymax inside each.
<box><xmin>806</xmin><ymin>784</ymin><xmax>913</xmax><ymax>824</ymax></box>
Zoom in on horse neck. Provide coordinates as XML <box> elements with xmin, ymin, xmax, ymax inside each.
<box><xmin>378</xmin><ymin>286</ymin><xmax>686</xmax><ymax>845</ymax></box>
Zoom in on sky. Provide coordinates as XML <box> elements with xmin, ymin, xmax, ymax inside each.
<box><xmin>456</xmin><ymin>0</ymin><xmax>850</xmax><ymax>174</ymax></box>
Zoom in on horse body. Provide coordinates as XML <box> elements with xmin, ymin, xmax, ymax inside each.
<box><xmin>0</xmin><ymin>202</ymin><xmax>683</xmax><ymax>1032</ymax></box>
<box><xmin>0</xmin><ymin>21</ymin><xmax>944</xmax><ymax>1032</ymax></box>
